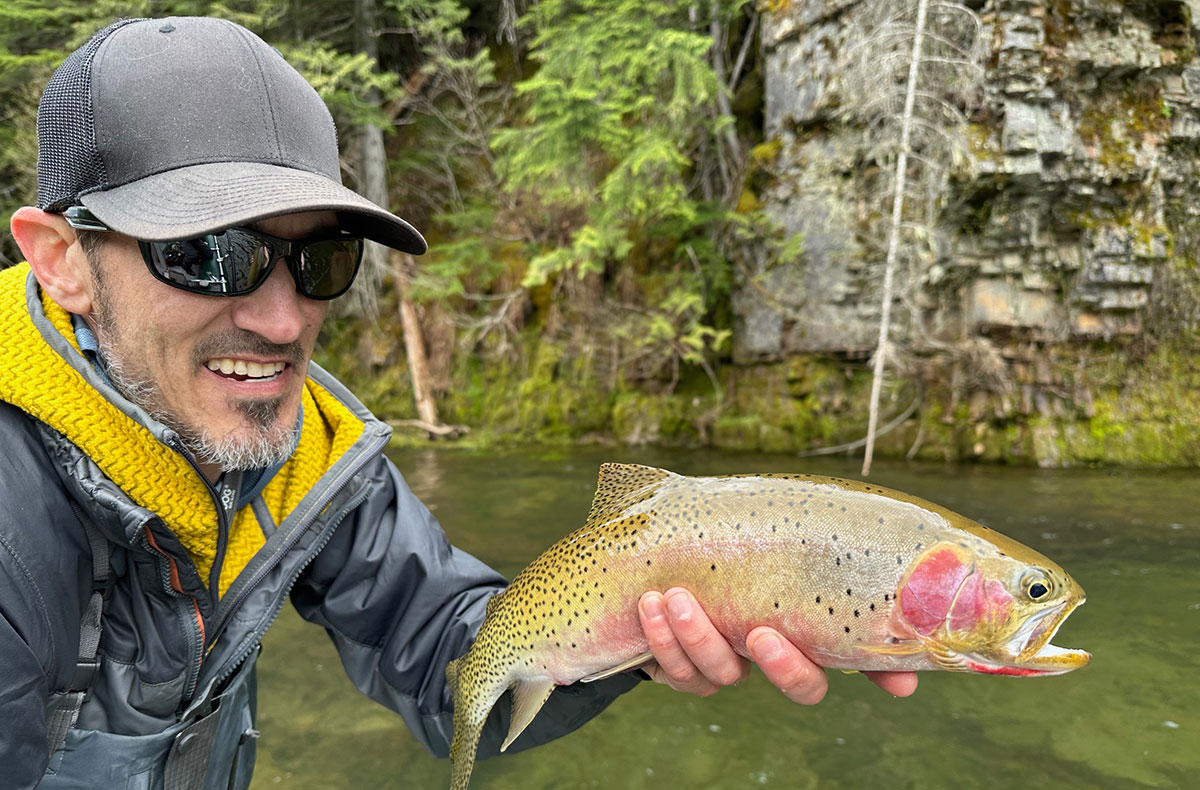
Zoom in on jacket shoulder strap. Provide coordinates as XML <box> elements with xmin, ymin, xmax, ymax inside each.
<box><xmin>46</xmin><ymin>502</ymin><xmax>109</xmax><ymax>757</ymax></box>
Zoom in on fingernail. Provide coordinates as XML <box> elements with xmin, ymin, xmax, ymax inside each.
<box><xmin>665</xmin><ymin>591</ymin><xmax>692</xmax><ymax>621</ymax></box>
<box><xmin>642</xmin><ymin>593</ymin><xmax>664</xmax><ymax>621</ymax></box>
<box><xmin>753</xmin><ymin>633</ymin><xmax>783</xmax><ymax>661</ymax></box>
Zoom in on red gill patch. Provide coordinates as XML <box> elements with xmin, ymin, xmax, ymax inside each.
<box><xmin>949</xmin><ymin>575</ymin><xmax>1013</xmax><ymax>633</ymax></box>
<box><xmin>899</xmin><ymin>547</ymin><xmax>971</xmax><ymax>637</ymax></box>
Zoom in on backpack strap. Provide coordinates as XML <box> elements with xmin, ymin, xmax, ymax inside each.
<box><xmin>46</xmin><ymin>504</ymin><xmax>109</xmax><ymax>757</ymax></box>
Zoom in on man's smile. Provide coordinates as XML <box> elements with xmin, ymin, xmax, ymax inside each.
<box><xmin>204</xmin><ymin>358</ymin><xmax>288</xmax><ymax>382</ymax></box>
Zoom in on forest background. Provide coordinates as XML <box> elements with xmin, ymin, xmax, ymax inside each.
<box><xmin>3</xmin><ymin>0</ymin><xmax>1199</xmax><ymax>468</ymax></box>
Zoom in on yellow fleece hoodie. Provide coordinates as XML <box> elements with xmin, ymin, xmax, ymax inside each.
<box><xmin>0</xmin><ymin>263</ymin><xmax>366</xmax><ymax>595</ymax></box>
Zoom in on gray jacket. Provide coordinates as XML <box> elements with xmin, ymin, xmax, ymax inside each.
<box><xmin>0</xmin><ymin>272</ymin><xmax>638</xmax><ymax>788</ymax></box>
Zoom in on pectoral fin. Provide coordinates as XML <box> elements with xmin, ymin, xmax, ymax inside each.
<box><xmin>502</xmin><ymin>678</ymin><xmax>557</xmax><ymax>752</ymax></box>
<box><xmin>861</xmin><ymin>639</ymin><xmax>926</xmax><ymax>656</ymax></box>
<box><xmin>578</xmin><ymin>650</ymin><xmax>655</xmax><ymax>682</ymax></box>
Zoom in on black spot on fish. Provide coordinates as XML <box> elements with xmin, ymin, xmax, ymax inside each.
<box><xmin>865</xmin><ymin>549</ymin><xmax>870</xmax><ymax>556</ymax></box>
<box><xmin>832</xmin><ymin>534</ymin><xmax>838</xmax><ymax>541</ymax></box>
<box><xmin>854</xmin><ymin>610</ymin><xmax>860</xmax><ymax>617</ymax></box>
<box><xmin>836</xmin><ymin>557</ymin><xmax>841</xmax><ymax>566</ymax></box>
<box><xmin>846</xmin><ymin>588</ymin><xmax>852</xmax><ymax>596</ymax></box>
<box><xmin>844</xmin><ymin>626</ymin><xmax>851</xmax><ymax>633</ymax></box>
<box><xmin>816</xmin><ymin>596</ymin><xmax>821</xmax><ymax>604</ymax></box>
<box><xmin>828</xmin><ymin>607</ymin><xmax>834</xmax><ymax>615</ymax></box>
<box><xmin>711</xmin><ymin>563</ymin><xmax>716</xmax><ymax>571</ymax></box>
<box><xmin>774</xmin><ymin>601</ymin><xmax>779</xmax><ymax>608</ymax></box>
<box><xmin>870</xmin><ymin>603</ymin><xmax>876</xmax><ymax>611</ymax></box>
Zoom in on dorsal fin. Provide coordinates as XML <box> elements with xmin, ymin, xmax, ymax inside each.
<box><xmin>586</xmin><ymin>463</ymin><xmax>673</xmax><ymax>525</ymax></box>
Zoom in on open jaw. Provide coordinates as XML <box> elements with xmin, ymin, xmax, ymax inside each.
<box><xmin>205</xmin><ymin>358</ymin><xmax>288</xmax><ymax>383</ymax></box>
<box><xmin>966</xmin><ymin>599</ymin><xmax>1091</xmax><ymax>676</ymax></box>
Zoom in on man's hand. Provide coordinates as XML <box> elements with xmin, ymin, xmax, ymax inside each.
<box><xmin>638</xmin><ymin>588</ymin><xmax>918</xmax><ymax>703</ymax></box>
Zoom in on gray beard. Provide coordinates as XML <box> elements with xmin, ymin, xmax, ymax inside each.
<box><xmin>86</xmin><ymin>273</ymin><xmax>299</xmax><ymax>472</ymax></box>
<box><xmin>98</xmin><ymin>339</ymin><xmax>299</xmax><ymax>471</ymax></box>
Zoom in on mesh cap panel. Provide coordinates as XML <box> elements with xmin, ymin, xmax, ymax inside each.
<box><xmin>36</xmin><ymin>19</ymin><xmax>143</xmax><ymax>211</ymax></box>
<box><xmin>34</xmin><ymin>16</ymin><xmax>425</xmax><ymax>254</ymax></box>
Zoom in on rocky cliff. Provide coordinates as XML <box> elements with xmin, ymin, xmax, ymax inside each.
<box><xmin>742</xmin><ymin>0</ymin><xmax>1200</xmax><ymax>465</ymax></box>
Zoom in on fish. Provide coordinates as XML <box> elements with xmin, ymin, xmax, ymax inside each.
<box><xmin>445</xmin><ymin>463</ymin><xmax>1090</xmax><ymax>789</ymax></box>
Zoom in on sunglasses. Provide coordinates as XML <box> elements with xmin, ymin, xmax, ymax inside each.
<box><xmin>64</xmin><ymin>206</ymin><xmax>364</xmax><ymax>300</ymax></box>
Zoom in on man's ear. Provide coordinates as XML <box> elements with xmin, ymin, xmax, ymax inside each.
<box><xmin>10</xmin><ymin>206</ymin><xmax>94</xmax><ymax>314</ymax></box>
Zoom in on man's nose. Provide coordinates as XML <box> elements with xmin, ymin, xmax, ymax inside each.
<box><xmin>228</xmin><ymin>257</ymin><xmax>307</xmax><ymax>344</ymax></box>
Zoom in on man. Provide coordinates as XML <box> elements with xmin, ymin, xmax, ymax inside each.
<box><xmin>0</xmin><ymin>16</ymin><xmax>915</xmax><ymax>789</ymax></box>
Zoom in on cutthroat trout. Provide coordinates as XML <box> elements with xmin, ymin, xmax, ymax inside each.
<box><xmin>446</xmin><ymin>464</ymin><xmax>1090</xmax><ymax>789</ymax></box>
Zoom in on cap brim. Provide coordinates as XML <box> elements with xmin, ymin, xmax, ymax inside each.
<box><xmin>79</xmin><ymin>161</ymin><xmax>426</xmax><ymax>254</ymax></box>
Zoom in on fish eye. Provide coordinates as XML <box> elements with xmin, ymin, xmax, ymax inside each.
<box><xmin>1022</xmin><ymin>572</ymin><xmax>1053</xmax><ymax>601</ymax></box>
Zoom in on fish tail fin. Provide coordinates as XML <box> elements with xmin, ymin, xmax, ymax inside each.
<box><xmin>449</xmin><ymin>712</ymin><xmax>483</xmax><ymax>790</ymax></box>
<box><xmin>447</xmin><ymin>647</ymin><xmax>510</xmax><ymax>790</ymax></box>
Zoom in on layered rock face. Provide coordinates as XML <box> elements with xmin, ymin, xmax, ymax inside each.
<box><xmin>747</xmin><ymin>0</ymin><xmax>1199</xmax><ymax>358</ymax></box>
<box><xmin>738</xmin><ymin>0</ymin><xmax>1200</xmax><ymax>465</ymax></box>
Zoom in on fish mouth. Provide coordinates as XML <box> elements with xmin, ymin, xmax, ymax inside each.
<box><xmin>971</xmin><ymin>597</ymin><xmax>1090</xmax><ymax>676</ymax></box>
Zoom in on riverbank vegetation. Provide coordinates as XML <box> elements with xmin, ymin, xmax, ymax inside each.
<box><xmin>3</xmin><ymin>0</ymin><xmax>1198</xmax><ymax>466</ymax></box>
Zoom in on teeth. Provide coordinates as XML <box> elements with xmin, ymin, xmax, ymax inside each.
<box><xmin>205</xmin><ymin>359</ymin><xmax>287</xmax><ymax>379</ymax></box>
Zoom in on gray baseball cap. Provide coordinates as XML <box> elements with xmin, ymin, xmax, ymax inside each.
<box><xmin>36</xmin><ymin>16</ymin><xmax>426</xmax><ymax>254</ymax></box>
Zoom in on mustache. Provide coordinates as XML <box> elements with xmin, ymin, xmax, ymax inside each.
<box><xmin>191</xmin><ymin>330</ymin><xmax>307</xmax><ymax>370</ymax></box>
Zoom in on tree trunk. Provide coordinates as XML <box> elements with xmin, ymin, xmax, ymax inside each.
<box><xmin>355</xmin><ymin>0</ymin><xmax>388</xmax><ymax>316</ymax></box>
<box><xmin>862</xmin><ymin>0</ymin><xmax>929</xmax><ymax>476</ymax></box>
<box><xmin>393</xmin><ymin>252</ymin><xmax>442</xmax><ymax>430</ymax></box>
<box><xmin>357</xmin><ymin>0</ymin><xmax>442</xmax><ymax>434</ymax></box>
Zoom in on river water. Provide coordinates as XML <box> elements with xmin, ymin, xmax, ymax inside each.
<box><xmin>251</xmin><ymin>447</ymin><xmax>1197</xmax><ymax>789</ymax></box>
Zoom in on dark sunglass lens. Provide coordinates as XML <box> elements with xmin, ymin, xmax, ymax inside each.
<box><xmin>297</xmin><ymin>239</ymin><xmax>362</xmax><ymax>298</ymax></box>
<box><xmin>223</xmin><ymin>230</ymin><xmax>275</xmax><ymax>293</ymax></box>
<box><xmin>147</xmin><ymin>236</ymin><xmax>226</xmax><ymax>292</ymax></box>
<box><xmin>147</xmin><ymin>231</ymin><xmax>279</xmax><ymax>295</ymax></box>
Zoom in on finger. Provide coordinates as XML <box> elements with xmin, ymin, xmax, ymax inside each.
<box><xmin>863</xmin><ymin>670</ymin><xmax>918</xmax><ymax>697</ymax></box>
<box><xmin>662</xmin><ymin>588</ymin><xmax>750</xmax><ymax>688</ymax></box>
<box><xmin>638</xmin><ymin>591</ymin><xmax>720</xmax><ymax>696</ymax></box>
<box><xmin>747</xmin><ymin>626</ymin><xmax>828</xmax><ymax>705</ymax></box>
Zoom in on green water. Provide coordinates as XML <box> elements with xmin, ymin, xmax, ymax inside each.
<box><xmin>251</xmin><ymin>448</ymin><xmax>1198</xmax><ymax>789</ymax></box>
